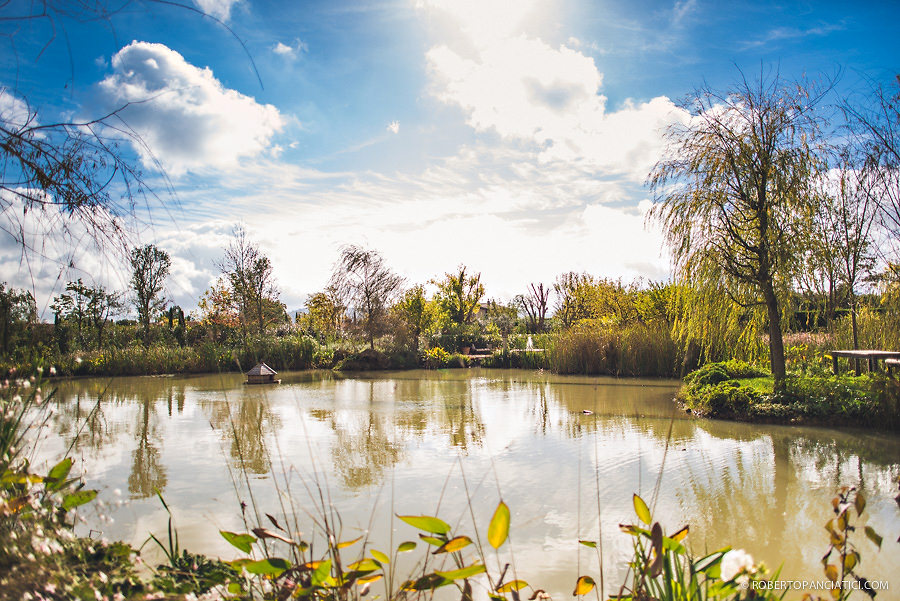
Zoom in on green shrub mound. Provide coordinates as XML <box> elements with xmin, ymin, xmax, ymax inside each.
<box><xmin>680</xmin><ymin>361</ymin><xmax>899</xmax><ymax>430</ymax></box>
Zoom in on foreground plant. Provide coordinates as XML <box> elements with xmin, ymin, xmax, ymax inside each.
<box><xmin>597</xmin><ymin>494</ymin><xmax>785</xmax><ymax>601</ymax></box>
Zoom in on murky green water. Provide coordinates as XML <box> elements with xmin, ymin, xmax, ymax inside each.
<box><xmin>32</xmin><ymin>369</ymin><xmax>900</xmax><ymax>598</ymax></box>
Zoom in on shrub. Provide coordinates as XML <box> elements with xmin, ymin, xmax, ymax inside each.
<box><xmin>423</xmin><ymin>346</ymin><xmax>452</xmax><ymax>369</ymax></box>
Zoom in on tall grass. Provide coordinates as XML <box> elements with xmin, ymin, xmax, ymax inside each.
<box><xmin>50</xmin><ymin>334</ymin><xmax>323</xmax><ymax>377</ymax></box>
<box><xmin>550</xmin><ymin>321</ymin><xmax>681</xmax><ymax>377</ymax></box>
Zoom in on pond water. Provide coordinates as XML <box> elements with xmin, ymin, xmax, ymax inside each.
<box><xmin>32</xmin><ymin>369</ymin><xmax>900</xmax><ymax>598</ymax></box>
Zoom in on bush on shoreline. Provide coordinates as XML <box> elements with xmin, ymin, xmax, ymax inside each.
<box><xmin>680</xmin><ymin>361</ymin><xmax>900</xmax><ymax>431</ymax></box>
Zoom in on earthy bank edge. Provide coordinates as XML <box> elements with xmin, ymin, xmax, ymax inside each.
<box><xmin>677</xmin><ymin>361</ymin><xmax>900</xmax><ymax>432</ymax></box>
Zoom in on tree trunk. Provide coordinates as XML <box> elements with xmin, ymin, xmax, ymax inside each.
<box><xmin>762</xmin><ymin>282</ymin><xmax>787</xmax><ymax>388</ymax></box>
<box><xmin>849</xmin><ymin>290</ymin><xmax>859</xmax><ymax>350</ymax></box>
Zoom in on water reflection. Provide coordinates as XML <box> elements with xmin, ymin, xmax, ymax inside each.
<box><xmin>129</xmin><ymin>398</ymin><xmax>166</xmax><ymax>498</ymax></box>
<box><xmin>38</xmin><ymin>369</ymin><xmax>899</xmax><ymax>596</ymax></box>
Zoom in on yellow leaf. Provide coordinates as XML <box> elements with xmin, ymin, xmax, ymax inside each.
<box><xmin>497</xmin><ymin>580</ymin><xmax>528</xmax><ymax>593</ymax></box>
<box><xmin>573</xmin><ymin>576</ymin><xmax>595</xmax><ymax>596</ymax></box>
<box><xmin>434</xmin><ymin>535</ymin><xmax>473</xmax><ymax>554</ymax></box>
<box><xmin>488</xmin><ymin>501</ymin><xmax>511</xmax><ymax>550</ymax></box>
<box><xmin>338</xmin><ymin>535</ymin><xmax>363</xmax><ymax>549</ymax></box>
<box><xmin>824</xmin><ymin>564</ymin><xmax>839</xmax><ymax>582</ymax></box>
<box><xmin>671</xmin><ymin>525</ymin><xmax>689</xmax><ymax>542</ymax></box>
<box><xmin>633</xmin><ymin>494</ymin><xmax>651</xmax><ymax>525</ymax></box>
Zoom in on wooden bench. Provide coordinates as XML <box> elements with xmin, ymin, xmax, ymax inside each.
<box><xmin>832</xmin><ymin>350</ymin><xmax>900</xmax><ymax>375</ymax></box>
<box><xmin>887</xmin><ymin>358</ymin><xmax>900</xmax><ymax>376</ymax></box>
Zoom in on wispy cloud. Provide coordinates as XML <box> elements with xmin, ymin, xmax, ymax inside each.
<box><xmin>740</xmin><ymin>22</ymin><xmax>845</xmax><ymax>50</ymax></box>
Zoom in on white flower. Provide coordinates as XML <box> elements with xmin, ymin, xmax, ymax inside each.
<box><xmin>49</xmin><ymin>366</ymin><xmax>57</xmax><ymax>376</ymax></box>
<box><xmin>721</xmin><ymin>548</ymin><xmax>755</xmax><ymax>583</ymax></box>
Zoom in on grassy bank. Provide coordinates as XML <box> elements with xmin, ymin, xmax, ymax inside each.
<box><xmin>679</xmin><ymin>361</ymin><xmax>900</xmax><ymax>431</ymax></box>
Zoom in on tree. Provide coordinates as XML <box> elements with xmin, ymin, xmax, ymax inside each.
<box><xmin>844</xmin><ymin>76</ymin><xmax>900</xmax><ymax>248</ymax></box>
<box><xmin>220</xmin><ymin>226</ymin><xmax>281</xmax><ymax>337</ymax></box>
<box><xmin>130</xmin><ymin>244</ymin><xmax>171</xmax><ymax>344</ymax></box>
<box><xmin>301</xmin><ymin>285</ymin><xmax>346</xmax><ymax>341</ymax></box>
<box><xmin>329</xmin><ymin>245</ymin><xmax>404</xmax><ymax>349</ymax></box>
<box><xmin>515</xmin><ymin>282</ymin><xmax>551</xmax><ymax>333</ymax></box>
<box><xmin>51</xmin><ymin>280</ymin><xmax>122</xmax><ymax>349</ymax></box>
<box><xmin>649</xmin><ymin>71</ymin><xmax>828</xmax><ymax>386</ymax></box>
<box><xmin>0</xmin><ymin>284</ymin><xmax>37</xmax><ymax>357</ymax></box>
<box><xmin>198</xmin><ymin>277</ymin><xmax>241</xmax><ymax>343</ymax></box>
<box><xmin>392</xmin><ymin>284</ymin><xmax>442</xmax><ymax>351</ymax></box>
<box><xmin>553</xmin><ymin>272</ymin><xmax>598</xmax><ymax>328</ymax></box>
<box><xmin>433</xmin><ymin>265</ymin><xmax>484</xmax><ymax>326</ymax></box>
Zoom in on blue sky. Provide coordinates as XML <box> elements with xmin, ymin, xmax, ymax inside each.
<box><xmin>1</xmin><ymin>0</ymin><xmax>897</xmax><ymax>315</ymax></box>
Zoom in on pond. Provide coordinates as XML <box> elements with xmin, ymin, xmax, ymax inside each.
<box><xmin>32</xmin><ymin>369</ymin><xmax>900</xmax><ymax>597</ymax></box>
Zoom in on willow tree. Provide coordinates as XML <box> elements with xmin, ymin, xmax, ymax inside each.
<box><xmin>649</xmin><ymin>72</ymin><xmax>828</xmax><ymax>385</ymax></box>
<box><xmin>330</xmin><ymin>245</ymin><xmax>404</xmax><ymax>349</ymax></box>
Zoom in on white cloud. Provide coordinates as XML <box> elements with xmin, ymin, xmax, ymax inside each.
<box><xmin>97</xmin><ymin>41</ymin><xmax>285</xmax><ymax>175</ymax></box>
<box><xmin>387</xmin><ymin>121</ymin><xmax>400</xmax><ymax>134</ymax></box>
<box><xmin>423</xmin><ymin>0</ymin><xmax>688</xmax><ymax>181</ymax></box>
<box><xmin>193</xmin><ymin>0</ymin><xmax>241</xmax><ymax>22</ymax></box>
<box><xmin>272</xmin><ymin>39</ymin><xmax>308</xmax><ymax>59</ymax></box>
<box><xmin>0</xmin><ymin>87</ymin><xmax>32</xmax><ymax>128</ymax></box>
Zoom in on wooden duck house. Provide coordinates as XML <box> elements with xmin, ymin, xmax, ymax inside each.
<box><xmin>245</xmin><ymin>362</ymin><xmax>280</xmax><ymax>385</ymax></box>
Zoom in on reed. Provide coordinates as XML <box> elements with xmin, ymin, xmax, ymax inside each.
<box><xmin>550</xmin><ymin>321</ymin><xmax>681</xmax><ymax>377</ymax></box>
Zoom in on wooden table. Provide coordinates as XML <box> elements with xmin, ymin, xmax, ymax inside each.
<box><xmin>831</xmin><ymin>350</ymin><xmax>900</xmax><ymax>375</ymax></box>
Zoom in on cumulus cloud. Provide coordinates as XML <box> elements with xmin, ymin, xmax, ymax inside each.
<box><xmin>387</xmin><ymin>121</ymin><xmax>400</xmax><ymax>134</ymax></box>
<box><xmin>193</xmin><ymin>0</ymin><xmax>241</xmax><ymax>22</ymax></box>
<box><xmin>423</xmin><ymin>0</ymin><xmax>688</xmax><ymax>181</ymax></box>
<box><xmin>0</xmin><ymin>87</ymin><xmax>32</xmax><ymax>128</ymax></box>
<box><xmin>97</xmin><ymin>41</ymin><xmax>285</xmax><ymax>175</ymax></box>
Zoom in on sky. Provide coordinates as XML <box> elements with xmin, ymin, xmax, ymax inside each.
<box><xmin>1</xmin><ymin>0</ymin><xmax>898</xmax><ymax>316</ymax></box>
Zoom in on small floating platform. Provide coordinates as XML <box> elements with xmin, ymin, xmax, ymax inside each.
<box><xmin>245</xmin><ymin>362</ymin><xmax>280</xmax><ymax>385</ymax></box>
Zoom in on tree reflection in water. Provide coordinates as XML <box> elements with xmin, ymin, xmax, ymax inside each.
<box><xmin>128</xmin><ymin>397</ymin><xmax>167</xmax><ymax>498</ymax></box>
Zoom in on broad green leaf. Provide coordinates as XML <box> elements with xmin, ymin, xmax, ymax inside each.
<box><xmin>227</xmin><ymin>582</ymin><xmax>243</xmax><ymax>595</ymax></box>
<box><xmin>397</xmin><ymin>541</ymin><xmax>417</xmax><ymax>552</ymax></box>
<box><xmin>496</xmin><ymin>580</ymin><xmax>528</xmax><ymax>593</ymax></box>
<box><xmin>2</xmin><ymin>471</ymin><xmax>43</xmax><ymax>485</ymax></box>
<box><xmin>404</xmin><ymin>574</ymin><xmax>453</xmax><ymax>590</ymax></box>
<box><xmin>397</xmin><ymin>514</ymin><xmax>451</xmax><ymax>535</ymax></box>
<box><xmin>47</xmin><ymin>458</ymin><xmax>73</xmax><ymax>489</ymax></box>
<box><xmin>434</xmin><ymin>535</ymin><xmax>473</xmax><ymax>554</ymax></box>
<box><xmin>435</xmin><ymin>564</ymin><xmax>486</xmax><ymax>580</ymax></box>
<box><xmin>864</xmin><ymin>526</ymin><xmax>883</xmax><ymax>549</ymax></box>
<box><xmin>311</xmin><ymin>560</ymin><xmax>332</xmax><ymax>586</ymax></box>
<box><xmin>693</xmin><ymin>551</ymin><xmax>724</xmax><ymax>574</ymax></box>
<box><xmin>371</xmin><ymin>549</ymin><xmax>390</xmax><ymax>564</ymax></box>
<box><xmin>62</xmin><ymin>489</ymin><xmax>97</xmax><ymax>511</ymax></box>
<box><xmin>419</xmin><ymin>534</ymin><xmax>445</xmax><ymax>547</ymax></box>
<box><xmin>488</xmin><ymin>501</ymin><xmax>510</xmax><ymax>549</ymax></box>
<box><xmin>633</xmin><ymin>494</ymin><xmax>651</xmax><ymax>525</ymax></box>
<box><xmin>573</xmin><ymin>575</ymin><xmax>595</xmax><ymax>596</ymax></box>
<box><xmin>337</xmin><ymin>535</ymin><xmax>363</xmax><ymax>549</ymax></box>
<box><xmin>578</xmin><ymin>540</ymin><xmax>597</xmax><ymax>548</ymax></box>
<box><xmin>245</xmin><ymin>557</ymin><xmax>291</xmax><ymax>576</ymax></box>
<box><xmin>220</xmin><ymin>530</ymin><xmax>256</xmax><ymax>554</ymax></box>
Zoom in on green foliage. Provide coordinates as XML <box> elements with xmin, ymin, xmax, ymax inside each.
<box><xmin>433</xmin><ymin>265</ymin><xmax>485</xmax><ymax>325</ymax></box>
<box><xmin>423</xmin><ymin>346</ymin><xmax>452</xmax><ymax>369</ymax></box>
<box><xmin>681</xmin><ymin>362</ymin><xmax>899</xmax><ymax>429</ymax></box>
